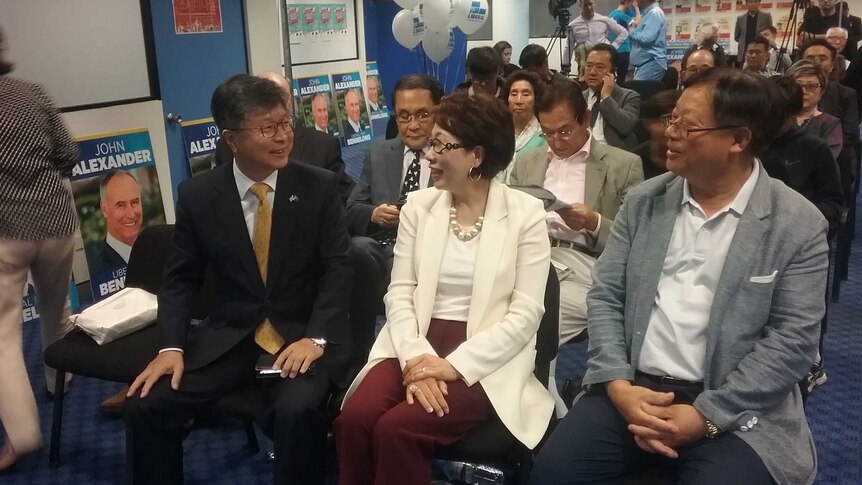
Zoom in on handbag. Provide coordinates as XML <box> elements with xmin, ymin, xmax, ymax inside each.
<box><xmin>71</xmin><ymin>287</ymin><xmax>158</xmax><ymax>345</ymax></box>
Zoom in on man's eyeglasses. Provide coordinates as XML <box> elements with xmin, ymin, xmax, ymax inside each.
<box><xmin>427</xmin><ymin>137</ymin><xmax>464</xmax><ymax>154</ymax></box>
<box><xmin>660</xmin><ymin>114</ymin><xmax>740</xmax><ymax>138</ymax></box>
<box><xmin>396</xmin><ymin>110</ymin><xmax>433</xmax><ymax>124</ymax></box>
<box><xmin>796</xmin><ymin>82</ymin><xmax>822</xmax><ymax>93</ymax></box>
<box><xmin>684</xmin><ymin>65</ymin><xmax>712</xmax><ymax>75</ymax></box>
<box><xmin>229</xmin><ymin>118</ymin><xmax>295</xmax><ymax>138</ymax></box>
<box><xmin>540</xmin><ymin>127</ymin><xmax>576</xmax><ymax>141</ymax></box>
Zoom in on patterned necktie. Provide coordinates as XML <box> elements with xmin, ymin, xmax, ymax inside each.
<box><xmin>249</xmin><ymin>182</ymin><xmax>285</xmax><ymax>354</ymax></box>
<box><xmin>378</xmin><ymin>150</ymin><xmax>423</xmax><ymax>246</ymax></box>
<box><xmin>590</xmin><ymin>93</ymin><xmax>600</xmax><ymax>128</ymax></box>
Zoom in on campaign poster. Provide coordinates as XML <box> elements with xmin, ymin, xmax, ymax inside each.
<box><xmin>365</xmin><ymin>62</ymin><xmax>389</xmax><ymax>121</ymax></box>
<box><xmin>302</xmin><ymin>5</ymin><xmax>320</xmax><ymax>42</ymax></box>
<box><xmin>333</xmin><ymin>71</ymin><xmax>373</xmax><ymax>147</ymax></box>
<box><xmin>715</xmin><ymin>0</ymin><xmax>732</xmax><ymax>12</ymax></box>
<box><xmin>662</xmin><ymin>1</ymin><xmax>673</xmax><ymax>14</ymax></box>
<box><xmin>676</xmin><ymin>18</ymin><xmax>693</xmax><ymax>41</ymax></box>
<box><xmin>775</xmin><ymin>13</ymin><xmax>792</xmax><ymax>41</ymax></box>
<box><xmin>296</xmin><ymin>75</ymin><xmax>341</xmax><ymax>138</ymax></box>
<box><xmin>71</xmin><ymin>129</ymin><xmax>167</xmax><ymax>301</ymax></box>
<box><xmin>291</xmin><ymin>79</ymin><xmax>302</xmax><ymax>123</ymax></box>
<box><xmin>333</xmin><ymin>3</ymin><xmax>350</xmax><ymax>39</ymax></box>
<box><xmin>317</xmin><ymin>4</ymin><xmax>334</xmax><ymax>41</ymax></box>
<box><xmin>675</xmin><ymin>0</ymin><xmax>693</xmax><ymax>14</ymax></box>
<box><xmin>21</xmin><ymin>274</ymin><xmax>79</xmax><ymax>325</ymax></box>
<box><xmin>695</xmin><ymin>0</ymin><xmax>712</xmax><ymax>12</ymax></box>
<box><xmin>717</xmin><ymin>16</ymin><xmax>732</xmax><ymax>39</ymax></box>
<box><xmin>287</xmin><ymin>4</ymin><xmax>302</xmax><ymax>44</ymax></box>
<box><xmin>667</xmin><ymin>40</ymin><xmax>692</xmax><ymax>61</ymax></box>
<box><xmin>173</xmin><ymin>0</ymin><xmax>223</xmax><ymax>34</ymax></box>
<box><xmin>666</xmin><ymin>19</ymin><xmax>675</xmax><ymax>41</ymax></box>
<box><xmin>183</xmin><ymin>118</ymin><xmax>220</xmax><ymax>177</ymax></box>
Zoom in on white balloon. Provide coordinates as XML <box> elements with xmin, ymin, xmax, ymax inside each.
<box><xmin>423</xmin><ymin>28</ymin><xmax>454</xmax><ymax>63</ymax></box>
<box><xmin>392</xmin><ymin>9</ymin><xmax>424</xmax><ymax>49</ymax></box>
<box><xmin>422</xmin><ymin>0</ymin><xmax>454</xmax><ymax>31</ymax></box>
<box><xmin>394</xmin><ymin>0</ymin><xmax>419</xmax><ymax>9</ymax></box>
<box><xmin>451</xmin><ymin>0</ymin><xmax>488</xmax><ymax>35</ymax></box>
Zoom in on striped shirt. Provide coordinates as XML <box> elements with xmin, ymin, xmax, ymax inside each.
<box><xmin>0</xmin><ymin>75</ymin><xmax>79</xmax><ymax>240</ymax></box>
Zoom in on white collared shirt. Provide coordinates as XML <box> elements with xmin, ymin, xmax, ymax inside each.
<box><xmin>369</xmin><ymin>101</ymin><xmax>380</xmax><ymax>112</ymax></box>
<box><xmin>587</xmin><ymin>90</ymin><xmax>607</xmax><ymax>143</ymax></box>
<box><xmin>638</xmin><ymin>162</ymin><xmax>760</xmax><ymax>381</ymax></box>
<box><xmin>233</xmin><ymin>160</ymin><xmax>278</xmax><ymax>241</ymax></box>
<box><xmin>348</xmin><ymin>118</ymin><xmax>361</xmax><ymax>133</ymax></box>
<box><xmin>315</xmin><ymin>124</ymin><xmax>328</xmax><ymax>134</ymax></box>
<box><xmin>106</xmin><ymin>233</ymin><xmax>132</xmax><ymax>263</ymax></box>
<box><xmin>569</xmin><ymin>13</ymin><xmax>628</xmax><ymax>48</ymax></box>
<box><xmin>543</xmin><ymin>134</ymin><xmax>602</xmax><ymax>246</ymax></box>
<box><xmin>402</xmin><ymin>145</ymin><xmax>431</xmax><ymax>191</ymax></box>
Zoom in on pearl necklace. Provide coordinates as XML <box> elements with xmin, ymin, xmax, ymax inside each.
<box><xmin>449</xmin><ymin>206</ymin><xmax>484</xmax><ymax>241</ymax></box>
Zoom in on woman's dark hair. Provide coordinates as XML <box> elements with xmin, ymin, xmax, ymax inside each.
<box><xmin>640</xmin><ymin>90</ymin><xmax>682</xmax><ymax>119</ymax></box>
<box><xmin>767</xmin><ymin>76</ymin><xmax>803</xmax><ymax>120</ymax></box>
<box><xmin>504</xmin><ymin>70</ymin><xmax>544</xmax><ymax>106</ymax></box>
<box><xmin>211</xmin><ymin>74</ymin><xmax>287</xmax><ymax>130</ymax></box>
<box><xmin>684</xmin><ymin>68</ymin><xmax>776</xmax><ymax>154</ymax></box>
<box><xmin>435</xmin><ymin>92</ymin><xmax>515</xmax><ymax>179</ymax></box>
<box><xmin>493</xmin><ymin>41</ymin><xmax>512</xmax><ymax>54</ymax></box>
<box><xmin>391</xmin><ymin>74</ymin><xmax>444</xmax><ymax>110</ymax></box>
<box><xmin>535</xmin><ymin>79</ymin><xmax>588</xmax><ymax>124</ymax></box>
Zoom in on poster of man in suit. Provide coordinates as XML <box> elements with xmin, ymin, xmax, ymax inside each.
<box><xmin>70</xmin><ymin>129</ymin><xmax>166</xmax><ymax>301</ymax></box>
<box><xmin>296</xmin><ymin>74</ymin><xmax>342</xmax><ymax>138</ymax></box>
<box><xmin>365</xmin><ymin>61</ymin><xmax>389</xmax><ymax>120</ymax></box>
<box><xmin>333</xmin><ymin>71</ymin><xmax>372</xmax><ymax>147</ymax></box>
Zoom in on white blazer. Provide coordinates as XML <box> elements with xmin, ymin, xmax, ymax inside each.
<box><xmin>343</xmin><ymin>180</ymin><xmax>555</xmax><ymax>449</ymax></box>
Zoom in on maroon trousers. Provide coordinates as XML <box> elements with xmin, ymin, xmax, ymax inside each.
<box><xmin>334</xmin><ymin>319</ymin><xmax>492</xmax><ymax>485</ymax></box>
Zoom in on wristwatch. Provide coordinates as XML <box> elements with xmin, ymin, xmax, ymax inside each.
<box><xmin>705</xmin><ymin>419</ymin><xmax>720</xmax><ymax>439</ymax></box>
<box><xmin>308</xmin><ymin>337</ymin><xmax>327</xmax><ymax>350</ymax></box>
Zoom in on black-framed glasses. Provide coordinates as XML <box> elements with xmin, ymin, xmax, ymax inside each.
<box><xmin>229</xmin><ymin>118</ymin><xmax>295</xmax><ymax>138</ymax></box>
<box><xmin>540</xmin><ymin>127</ymin><xmax>576</xmax><ymax>141</ymax></box>
<box><xmin>660</xmin><ymin>114</ymin><xmax>740</xmax><ymax>138</ymax></box>
<box><xmin>427</xmin><ymin>137</ymin><xmax>464</xmax><ymax>154</ymax></box>
<box><xmin>395</xmin><ymin>110</ymin><xmax>433</xmax><ymax>124</ymax></box>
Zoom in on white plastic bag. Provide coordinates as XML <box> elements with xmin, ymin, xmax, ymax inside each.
<box><xmin>72</xmin><ymin>287</ymin><xmax>157</xmax><ymax>345</ymax></box>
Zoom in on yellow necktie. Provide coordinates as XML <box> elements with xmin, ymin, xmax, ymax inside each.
<box><xmin>249</xmin><ymin>182</ymin><xmax>285</xmax><ymax>354</ymax></box>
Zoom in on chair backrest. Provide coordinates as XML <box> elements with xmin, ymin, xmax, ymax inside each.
<box><xmin>125</xmin><ymin>224</ymin><xmax>176</xmax><ymax>294</ymax></box>
<box><xmin>534</xmin><ymin>262</ymin><xmax>560</xmax><ymax>386</ymax></box>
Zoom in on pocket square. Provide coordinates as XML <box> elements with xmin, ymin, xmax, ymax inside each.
<box><xmin>749</xmin><ymin>270</ymin><xmax>778</xmax><ymax>284</ymax></box>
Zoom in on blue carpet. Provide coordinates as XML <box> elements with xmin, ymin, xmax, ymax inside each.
<box><xmin>4</xmin><ymin>203</ymin><xmax>861</xmax><ymax>484</ymax></box>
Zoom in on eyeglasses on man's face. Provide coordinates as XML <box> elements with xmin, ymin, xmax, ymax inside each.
<box><xmin>395</xmin><ymin>110</ymin><xmax>433</xmax><ymax>125</ymax></box>
<box><xmin>540</xmin><ymin>126</ymin><xmax>576</xmax><ymax>141</ymax></box>
<box><xmin>230</xmin><ymin>118</ymin><xmax>295</xmax><ymax>138</ymax></box>
<box><xmin>660</xmin><ymin>114</ymin><xmax>740</xmax><ymax>138</ymax></box>
<box><xmin>427</xmin><ymin>137</ymin><xmax>464</xmax><ymax>154</ymax></box>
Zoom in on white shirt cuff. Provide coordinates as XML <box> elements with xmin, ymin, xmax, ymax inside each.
<box><xmin>159</xmin><ymin>348</ymin><xmax>184</xmax><ymax>354</ymax></box>
<box><xmin>588</xmin><ymin>214</ymin><xmax>602</xmax><ymax>237</ymax></box>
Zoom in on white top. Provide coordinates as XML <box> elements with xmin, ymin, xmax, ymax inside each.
<box><xmin>431</xmin><ymin>232</ymin><xmax>480</xmax><ymax>322</ymax></box>
<box><xmin>569</xmin><ymin>13</ymin><xmax>628</xmax><ymax>49</ymax></box>
<box><xmin>106</xmin><ymin>233</ymin><xmax>132</xmax><ymax>263</ymax></box>
<box><xmin>587</xmin><ymin>90</ymin><xmax>606</xmax><ymax>143</ymax></box>
<box><xmin>347</xmin><ymin>118</ymin><xmax>361</xmax><ymax>133</ymax></box>
<box><xmin>543</xmin><ymin>135</ymin><xmax>602</xmax><ymax>246</ymax></box>
<box><xmin>315</xmin><ymin>124</ymin><xmax>328</xmax><ymax>134</ymax></box>
<box><xmin>638</xmin><ymin>163</ymin><xmax>760</xmax><ymax>381</ymax></box>
<box><xmin>233</xmin><ymin>161</ymin><xmax>278</xmax><ymax>241</ymax></box>
<box><xmin>402</xmin><ymin>145</ymin><xmax>431</xmax><ymax>192</ymax></box>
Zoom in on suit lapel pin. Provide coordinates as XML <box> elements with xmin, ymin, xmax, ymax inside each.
<box><xmin>289</xmin><ymin>195</ymin><xmax>299</xmax><ymax>202</ymax></box>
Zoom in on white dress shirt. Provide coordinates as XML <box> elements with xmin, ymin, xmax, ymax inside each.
<box><xmin>587</xmin><ymin>90</ymin><xmax>606</xmax><ymax>143</ymax></box>
<box><xmin>569</xmin><ymin>13</ymin><xmax>628</xmax><ymax>48</ymax></box>
<box><xmin>431</xmin><ymin>233</ymin><xmax>479</xmax><ymax>321</ymax></box>
<box><xmin>402</xmin><ymin>145</ymin><xmax>431</xmax><ymax>191</ymax></box>
<box><xmin>347</xmin><ymin>118</ymin><xmax>361</xmax><ymax>133</ymax></box>
<box><xmin>543</xmin><ymin>135</ymin><xmax>602</xmax><ymax>246</ymax></box>
<box><xmin>315</xmin><ymin>124</ymin><xmax>328</xmax><ymax>134</ymax></box>
<box><xmin>106</xmin><ymin>233</ymin><xmax>132</xmax><ymax>263</ymax></box>
<box><xmin>638</xmin><ymin>163</ymin><xmax>760</xmax><ymax>381</ymax></box>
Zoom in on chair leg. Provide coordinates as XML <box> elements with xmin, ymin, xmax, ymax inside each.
<box><xmin>49</xmin><ymin>370</ymin><xmax>66</xmax><ymax>467</ymax></box>
<box><xmin>243</xmin><ymin>420</ymin><xmax>259</xmax><ymax>453</ymax></box>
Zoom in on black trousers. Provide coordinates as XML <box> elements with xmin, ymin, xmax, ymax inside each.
<box><xmin>125</xmin><ymin>336</ymin><xmax>332</xmax><ymax>485</ymax></box>
<box><xmin>531</xmin><ymin>378</ymin><xmax>775</xmax><ymax>485</ymax></box>
<box><xmin>616</xmin><ymin>51</ymin><xmax>631</xmax><ymax>81</ymax></box>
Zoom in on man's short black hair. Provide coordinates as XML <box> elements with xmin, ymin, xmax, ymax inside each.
<box><xmin>535</xmin><ymin>79</ymin><xmax>588</xmax><ymax>124</ymax></box>
<box><xmin>519</xmin><ymin>44</ymin><xmax>549</xmax><ymax>70</ymax></box>
<box><xmin>391</xmin><ymin>75</ymin><xmax>443</xmax><ymax>111</ymax></box>
<box><xmin>588</xmin><ymin>44</ymin><xmax>618</xmax><ymax>68</ymax></box>
<box><xmin>683</xmin><ymin>68</ymin><xmax>776</xmax><ymax>155</ymax></box>
<box><xmin>801</xmin><ymin>38</ymin><xmax>838</xmax><ymax>61</ymax></box>
<box><xmin>466</xmin><ymin>46</ymin><xmax>502</xmax><ymax>77</ymax></box>
<box><xmin>211</xmin><ymin>74</ymin><xmax>287</xmax><ymax>130</ymax></box>
<box><xmin>746</xmin><ymin>35</ymin><xmax>771</xmax><ymax>52</ymax></box>
<box><xmin>757</xmin><ymin>24</ymin><xmax>777</xmax><ymax>36</ymax></box>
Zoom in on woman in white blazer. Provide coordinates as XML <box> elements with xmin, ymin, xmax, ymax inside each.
<box><xmin>334</xmin><ymin>92</ymin><xmax>554</xmax><ymax>485</ymax></box>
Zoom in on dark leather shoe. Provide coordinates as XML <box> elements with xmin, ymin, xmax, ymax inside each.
<box><xmin>100</xmin><ymin>386</ymin><xmax>129</xmax><ymax>415</ymax></box>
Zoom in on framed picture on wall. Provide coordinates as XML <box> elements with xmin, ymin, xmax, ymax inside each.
<box><xmin>286</xmin><ymin>0</ymin><xmax>359</xmax><ymax>65</ymax></box>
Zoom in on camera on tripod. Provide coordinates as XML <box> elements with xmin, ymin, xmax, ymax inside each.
<box><xmin>547</xmin><ymin>0</ymin><xmax>577</xmax><ymax>73</ymax></box>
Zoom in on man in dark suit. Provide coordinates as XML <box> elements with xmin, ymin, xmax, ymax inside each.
<box><xmin>341</xmin><ymin>89</ymin><xmax>363</xmax><ymax>136</ymax></box>
<box><xmin>86</xmin><ymin>171</ymin><xmax>142</xmax><ymax>277</ymax></box>
<box><xmin>581</xmin><ymin>44</ymin><xmax>641</xmax><ymax>151</ymax></box>
<box><xmin>804</xmin><ymin>39</ymin><xmax>860</xmax><ymax>203</ymax></box>
<box><xmin>124</xmin><ymin>74</ymin><xmax>353</xmax><ymax>485</ymax></box>
<box><xmin>346</xmin><ymin>75</ymin><xmax>443</xmax><ymax>276</ymax></box>
<box><xmin>734</xmin><ymin>0</ymin><xmax>772</xmax><ymax>65</ymax></box>
<box><xmin>212</xmin><ymin>72</ymin><xmax>354</xmax><ymax>203</ymax></box>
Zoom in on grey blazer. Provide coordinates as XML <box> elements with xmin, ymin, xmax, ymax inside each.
<box><xmin>584</xmin><ymin>166</ymin><xmax>827</xmax><ymax>485</ymax></box>
<box><xmin>582</xmin><ymin>86</ymin><xmax>641</xmax><ymax>151</ymax></box>
<box><xmin>734</xmin><ymin>11</ymin><xmax>773</xmax><ymax>62</ymax></box>
<box><xmin>509</xmin><ymin>142</ymin><xmax>643</xmax><ymax>254</ymax></box>
<box><xmin>345</xmin><ymin>137</ymin><xmax>408</xmax><ymax>236</ymax></box>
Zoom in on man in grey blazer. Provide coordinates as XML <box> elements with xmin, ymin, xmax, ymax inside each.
<box><xmin>510</xmin><ymin>79</ymin><xmax>643</xmax><ymax>415</ymax></box>
<box><xmin>734</xmin><ymin>0</ymin><xmax>773</xmax><ymax>65</ymax></box>
<box><xmin>346</xmin><ymin>75</ymin><xmax>443</xmax><ymax>277</ymax></box>
<box><xmin>531</xmin><ymin>69</ymin><xmax>825</xmax><ymax>485</ymax></box>
<box><xmin>582</xmin><ymin>44</ymin><xmax>641</xmax><ymax>151</ymax></box>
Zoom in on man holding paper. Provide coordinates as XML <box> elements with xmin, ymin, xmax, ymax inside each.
<box><xmin>510</xmin><ymin>79</ymin><xmax>643</xmax><ymax>414</ymax></box>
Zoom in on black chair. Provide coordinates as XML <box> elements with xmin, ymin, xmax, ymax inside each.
<box><xmin>434</xmin><ymin>263</ymin><xmax>560</xmax><ymax>485</ymax></box>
